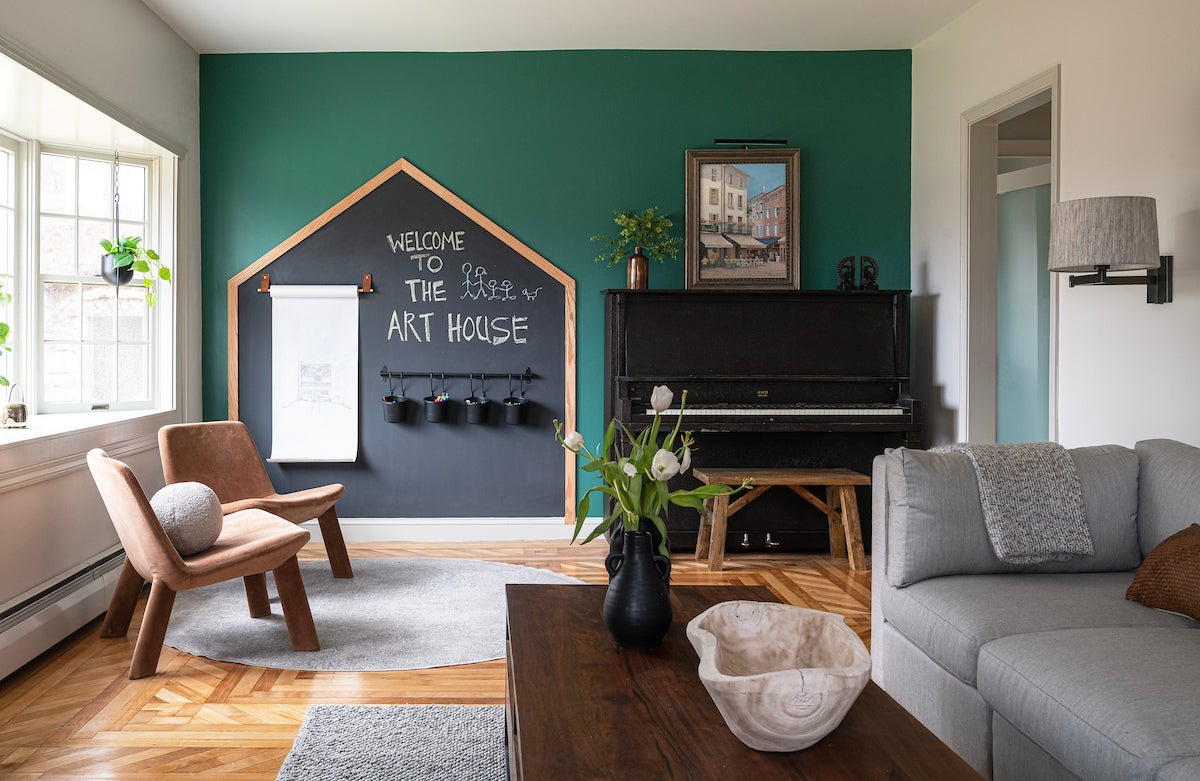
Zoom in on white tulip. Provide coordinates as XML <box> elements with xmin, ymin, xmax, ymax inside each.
<box><xmin>679</xmin><ymin>448</ymin><xmax>692</xmax><ymax>474</ymax></box>
<box><xmin>651</xmin><ymin>449</ymin><xmax>680</xmax><ymax>481</ymax></box>
<box><xmin>622</xmin><ymin>462</ymin><xmax>638</xmax><ymax>477</ymax></box>
<box><xmin>650</xmin><ymin>385</ymin><xmax>674</xmax><ymax>414</ymax></box>
<box><xmin>563</xmin><ymin>431</ymin><xmax>584</xmax><ymax>452</ymax></box>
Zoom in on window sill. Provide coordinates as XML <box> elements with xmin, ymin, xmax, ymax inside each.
<box><xmin>0</xmin><ymin>408</ymin><xmax>180</xmax><ymax>491</ymax></box>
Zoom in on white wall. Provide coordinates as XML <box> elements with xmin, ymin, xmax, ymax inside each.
<box><xmin>0</xmin><ymin>0</ymin><xmax>199</xmax><ymax>674</ymax></box>
<box><xmin>912</xmin><ymin>0</ymin><xmax>1200</xmax><ymax>448</ymax></box>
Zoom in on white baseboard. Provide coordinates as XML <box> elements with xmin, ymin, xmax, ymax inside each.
<box><xmin>0</xmin><ymin>551</ymin><xmax>124</xmax><ymax>682</ymax></box>
<box><xmin>300</xmin><ymin>517</ymin><xmax>603</xmax><ymax>543</ymax></box>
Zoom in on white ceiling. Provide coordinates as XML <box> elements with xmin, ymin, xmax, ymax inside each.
<box><xmin>140</xmin><ymin>0</ymin><xmax>982</xmax><ymax>54</ymax></box>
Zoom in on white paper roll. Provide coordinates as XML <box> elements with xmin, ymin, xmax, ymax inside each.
<box><xmin>268</xmin><ymin>285</ymin><xmax>359</xmax><ymax>462</ymax></box>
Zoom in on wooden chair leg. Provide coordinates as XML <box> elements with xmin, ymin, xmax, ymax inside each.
<box><xmin>244</xmin><ymin>573</ymin><xmax>271</xmax><ymax>618</ymax></box>
<box><xmin>100</xmin><ymin>558</ymin><xmax>145</xmax><ymax>638</ymax></box>
<box><xmin>317</xmin><ymin>506</ymin><xmax>354</xmax><ymax>578</ymax></box>
<box><xmin>826</xmin><ymin>486</ymin><xmax>848</xmax><ymax>560</ymax></box>
<box><xmin>272</xmin><ymin>556</ymin><xmax>320</xmax><ymax>651</ymax></box>
<box><xmin>695</xmin><ymin>498</ymin><xmax>713</xmax><ymax>560</ymax></box>
<box><xmin>839</xmin><ymin>486</ymin><xmax>867</xmax><ymax>572</ymax></box>
<box><xmin>707</xmin><ymin>494</ymin><xmax>730</xmax><ymax>572</ymax></box>
<box><xmin>129</xmin><ymin>578</ymin><xmax>176</xmax><ymax>679</ymax></box>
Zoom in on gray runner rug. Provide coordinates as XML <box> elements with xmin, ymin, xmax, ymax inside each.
<box><xmin>163</xmin><ymin>558</ymin><xmax>580</xmax><ymax>671</ymax></box>
<box><xmin>277</xmin><ymin>704</ymin><xmax>505</xmax><ymax>781</ymax></box>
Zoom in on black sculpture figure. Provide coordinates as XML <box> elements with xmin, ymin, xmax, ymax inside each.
<box><xmin>859</xmin><ymin>256</ymin><xmax>879</xmax><ymax>290</ymax></box>
<box><xmin>836</xmin><ymin>256</ymin><xmax>858</xmax><ymax>290</ymax></box>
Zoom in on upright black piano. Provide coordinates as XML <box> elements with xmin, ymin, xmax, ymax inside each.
<box><xmin>604</xmin><ymin>289</ymin><xmax>921</xmax><ymax>553</ymax></box>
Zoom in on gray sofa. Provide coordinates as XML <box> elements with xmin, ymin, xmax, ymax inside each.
<box><xmin>871</xmin><ymin>438</ymin><xmax>1200</xmax><ymax>781</ymax></box>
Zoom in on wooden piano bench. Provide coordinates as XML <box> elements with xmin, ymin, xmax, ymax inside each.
<box><xmin>691</xmin><ymin>467</ymin><xmax>871</xmax><ymax>572</ymax></box>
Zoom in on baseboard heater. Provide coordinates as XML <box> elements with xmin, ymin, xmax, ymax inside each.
<box><xmin>0</xmin><ymin>548</ymin><xmax>126</xmax><ymax>682</ymax></box>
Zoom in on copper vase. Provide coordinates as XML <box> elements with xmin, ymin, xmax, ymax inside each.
<box><xmin>627</xmin><ymin>246</ymin><xmax>649</xmax><ymax>290</ymax></box>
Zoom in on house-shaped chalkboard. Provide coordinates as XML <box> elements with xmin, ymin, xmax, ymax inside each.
<box><xmin>228</xmin><ymin>159</ymin><xmax>576</xmax><ymax>521</ymax></box>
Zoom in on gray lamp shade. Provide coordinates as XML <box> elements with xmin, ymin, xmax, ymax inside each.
<box><xmin>1048</xmin><ymin>196</ymin><xmax>1160</xmax><ymax>272</ymax></box>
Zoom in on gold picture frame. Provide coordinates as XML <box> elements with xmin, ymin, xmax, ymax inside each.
<box><xmin>685</xmin><ymin>148</ymin><xmax>800</xmax><ymax>290</ymax></box>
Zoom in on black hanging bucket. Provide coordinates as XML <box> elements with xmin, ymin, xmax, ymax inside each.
<box><xmin>424</xmin><ymin>373</ymin><xmax>449</xmax><ymax>423</ymax></box>
<box><xmin>381</xmin><ymin>368</ymin><xmax>407</xmax><ymax>423</ymax></box>
<box><xmin>503</xmin><ymin>373</ymin><xmax>527</xmax><ymax>425</ymax></box>
<box><xmin>465</xmin><ymin>373</ymin><xmax>489</xmax><ymax>424</ymax></box>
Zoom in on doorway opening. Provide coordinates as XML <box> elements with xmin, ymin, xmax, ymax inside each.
<box><xmin>961</xmin><ymin>68</ymin><xmax>1059</xmax><ymax>443</ymax></box>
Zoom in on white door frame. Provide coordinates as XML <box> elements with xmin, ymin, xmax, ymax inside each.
<box><xmin>959</xmin><ymin>66</ymin><xmax>1060</xmax><ymax>443</ymax></box>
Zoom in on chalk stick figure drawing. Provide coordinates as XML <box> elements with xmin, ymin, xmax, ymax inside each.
<box><xmin>461</xmin><ymin>262</ymin><xmax>488</xmax><ymax>300</ymax></box>
<box><xmin>522</xmin><ymin>286</ymin><xmax>543</xmax><ymax>301</ymax></box>
<box><xmin>461</xmin><ymin>261</ymin><xmax>519</xmax><ymax>301</ymax></box>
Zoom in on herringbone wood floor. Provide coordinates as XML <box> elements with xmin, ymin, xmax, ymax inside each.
<box><xmin>0</xmin><ymin>541</ymin><xmax>871</xmax><ymax>780</ymax></box>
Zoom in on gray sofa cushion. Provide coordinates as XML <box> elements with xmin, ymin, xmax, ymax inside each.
<box><xmin>881</xmin><ymin>571</ymin><xmax>1196</xmax><ymax>685</ymax></box>
<box><xmin>885</xmin><ymin>445</ymin><xmax>1140</xmax><ymax>587</ymax></box>
<box><xmin>1137</xmin><ymin>439</ymin><xmax>1200</xmax><ymax>555</ymax></box>
<box><xmin>978</xmin><ymin>628</ymin><xmax>1200</xmax><ymax>781</ymax></box>
<box><xmin>1157</xmin><ymin>758</ymin><xmax>1200</xmax><ymax>781</ymax></box>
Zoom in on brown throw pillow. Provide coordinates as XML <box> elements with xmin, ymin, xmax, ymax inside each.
<box><xmin>1126</xmin><ymin>523</ymin><xmax>1200</xmax><ymax>621</ymax></box>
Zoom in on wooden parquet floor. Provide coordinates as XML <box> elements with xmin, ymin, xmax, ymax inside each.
<box><xmin>0</xmin><ymin>541</ymin><xmax>871</xmax><ymax>780</ymax></box>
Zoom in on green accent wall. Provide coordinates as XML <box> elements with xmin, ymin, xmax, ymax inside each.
<box><xmin>200</xmin><ymin>50</ymin><xmax>911</xmax><ymax>502</ymax></box>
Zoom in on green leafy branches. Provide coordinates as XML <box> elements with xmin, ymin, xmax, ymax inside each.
<box><xmin>554</xmin><ymin>387</ymin><xmax>751</xmax><ymax>558</ymax></box>
<box><xmin>591</xmin><ymin>207</ymin><xmax>683</xmax><ymax>267</ymax></box>
<box><xmin>100</xmin><ymin>236</ymin><xmax>172</xmax><ymax>307</ymax></box>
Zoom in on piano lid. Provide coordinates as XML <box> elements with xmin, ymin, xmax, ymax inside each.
<box><xmin>613</xmin><ymin>290</ymin><xmax>909</xmax><ymax>380</ymax></box>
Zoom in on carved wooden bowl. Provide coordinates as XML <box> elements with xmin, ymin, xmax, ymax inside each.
<box><xmin>686</xmin><ymin>601</ymin><xmax>871</xmax><ymax>752</ymax></box>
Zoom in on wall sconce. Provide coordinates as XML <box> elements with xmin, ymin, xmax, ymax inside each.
<box><xmin>1048</xmin><ymin>196</ymin><xmax>1173</xmax><ymax>304</ymax></box>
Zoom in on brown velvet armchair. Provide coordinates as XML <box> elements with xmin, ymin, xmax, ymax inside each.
<box><xmin>87</xmin><ymin>449</ymin><xmax>319</xmax><ymax>679</ymax></box>
<box><xmin>158</xmin><ymin>421</ymin><xmax>353</xmax><ymax>578</ymax></box>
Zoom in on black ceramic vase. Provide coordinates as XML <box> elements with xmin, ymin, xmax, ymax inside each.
<box><xmin>603</xmin><ymin>530</ymin><xmax>672</xmax><ymax>650</ymax></box>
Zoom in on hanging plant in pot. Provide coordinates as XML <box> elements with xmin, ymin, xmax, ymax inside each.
<box><xmin>591</xmin><ymin>207</ymin><xmax>683</xmax><ymax>290</ymax></box>
<box><xmin>554</xmin><ymin>387</ymin><xmax>750</xmax><ymax>650</ymax></box>
<box><xmin>99</xmin><ymin>236</ymin><xmax>171</xmax><ymax>305</ymax></box>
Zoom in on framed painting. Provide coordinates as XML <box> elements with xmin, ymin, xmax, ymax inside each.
<box><xmin>685</xmin><ymin>148</ymin><xmax>800</xmax><ymax>290</ymax></box>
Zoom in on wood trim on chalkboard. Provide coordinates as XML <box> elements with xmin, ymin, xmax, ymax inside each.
<box><xmin>227</xmin><ymin>157</ymin><xmax>578</xmax><ymax>523</ymax></box>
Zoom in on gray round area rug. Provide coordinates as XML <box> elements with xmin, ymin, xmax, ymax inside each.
<box><xmin>163</xmin><ymin>558</ymin><xmax>582</xmax><ymax>671</ymax></box>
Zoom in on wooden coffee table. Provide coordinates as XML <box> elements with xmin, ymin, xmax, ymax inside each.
<box><xmin>505</xmin><ymin>584</ymin><xmax>981</xmax><ymax>780</ymax></box>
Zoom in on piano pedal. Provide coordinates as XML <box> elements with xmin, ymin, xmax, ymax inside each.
<box><xmin>765</xmin><ymin>533</ymin><xmax>782</xmax><ymax>549</ymax></box>
<box><xmin>739</xmin><ymin>533</ymin><xmax>752</xmax><ymax>549</ymax></box>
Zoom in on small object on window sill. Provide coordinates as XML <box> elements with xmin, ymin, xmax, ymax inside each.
<box><xmin>2</xmin><ymin>384</ymin><xmax>28</xmax><ymax>429</ymax></box>
<box><xmin>92</xmin><ymin>403</ymin><xmax>110</xmax><ymax>410</ymax></box>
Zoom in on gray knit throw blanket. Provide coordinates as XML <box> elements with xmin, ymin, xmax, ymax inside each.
<box><xmin>950</xmin><ymin>443</ymin><xmax>1094</xmax><ymax>564</ymax></box>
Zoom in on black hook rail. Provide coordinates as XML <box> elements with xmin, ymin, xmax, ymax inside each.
<box><xmin>379</xmin><ymin>366</ymin><xmax>535</xmax><ymax>385</ymax></box>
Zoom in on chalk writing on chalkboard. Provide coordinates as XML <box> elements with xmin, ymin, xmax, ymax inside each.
<box><xmin>522</xmin><ymin>286</ymin><xmax>543</xmax><ymax>301</ymax></box>
<box><xmin>385</xmin><ymin>233</ymin><xmax>533</xmax><ymax>346</ymax></box>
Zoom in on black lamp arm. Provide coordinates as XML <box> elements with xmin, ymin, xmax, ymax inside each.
<box><xmin>1066</xmin><ymin>255</ymin><xmax>1173</xmax><ymax>304</ymax></box>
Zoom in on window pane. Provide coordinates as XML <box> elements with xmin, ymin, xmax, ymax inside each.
<box><xmin>119</xmin><ymin>222</ymin><xmax>146</xmax><ymax>242</ymax></box>
<box><xmin>43</xmin><ymin>343</ymin><xmax>80</xmax><ymax>403</ymax></box>
<box><xmin>0</xmin><ymin>209</ymin><xmax>12</xmax><ymax>272</ymax></box>
<box><xmin>43</xmin><ymin>282</ymin><xmax>80</xmax><ymax>340</ymax></box>
<box><xmin>83</xmin><ymin>343</ymin><xmax>115</xmax><ymax>402</ymax></box>
<box><xmin>40</xmin><ymin>216</ymin><xmax>77</xmax><ymax>274</ymax></box>
<box><xmin>116</xmin><ymin>164</ymin><xmax>146</xmax><ymax>222</ymax></box>
<box><xmin>82</xmin><ymin>283</ymin><xmax>117</xmax><ymax>341</ymax></box>
<box><xmin>118</xmin><ymin>285</ymin><xmax>149</xmax><ymax>341</ymax></box>
<box><xmin>117</xmin><ymin>343</ymin><xmax>148</xmax><ymax>401</ymax></box>
<box><xmin>78</xmin><ymin>159</ymin><xmax>112</xmax><ymax>219</ymax></box>
<box><xmin>78</xmin><ymin>218</ymin><xmax>111</xmax><ymax>277</ymax></box>
<box><xmin>0</xmin><ymin>150</ymin><xmax>11</xmax><ymax>208</ymax></box>
<box><xmin>40</xmin><ymin>154</ymin><xmax>75</xmax><ymax>214</ymax></box>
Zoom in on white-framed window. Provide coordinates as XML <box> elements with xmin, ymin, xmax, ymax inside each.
<box><xmin>37</xmin><ymin>148</ymin><xmax>156</xmax><ymax>412</ymax></box>
<box><xmin>0</xmin><ymin>134</ymin><xmax>17</xmax><ymax>389</ymax></box>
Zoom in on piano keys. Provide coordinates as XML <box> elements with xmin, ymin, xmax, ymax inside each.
<box><xmin>605</xmin><ymin>289</ymin><xmax>922</xmax><ymax>553</ymax></box>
